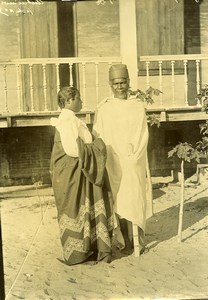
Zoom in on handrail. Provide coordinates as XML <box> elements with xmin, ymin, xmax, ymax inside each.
<box><xmin>0</xmin><ymin>56</ymin><xmax>122</xmax><ymax>114</ymax></box>
<box><xmin>0</xmin><ymin>57</ymin><xmax>122</xmax><ymax>65</ymax></box>
<box><xmin>139</xmin><ymin>54</ymin><xmax>208</xmax><ymax>62</ymax></box>
<box><xmin>138</xmin><ymin>53</ymin><xmax>208</xmax><ymax>108</ymax></box>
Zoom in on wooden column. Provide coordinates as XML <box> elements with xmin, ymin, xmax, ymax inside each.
<box><xmin>119</xmin><ymin>0</ymin><xmax>138</xmax><ymax>90</ymax></box>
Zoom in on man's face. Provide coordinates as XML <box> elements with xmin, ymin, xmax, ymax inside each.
<box><xmin>110</xmin><ymin>78</ymin><xmax>129</xmax><ymax>99</ymax></box>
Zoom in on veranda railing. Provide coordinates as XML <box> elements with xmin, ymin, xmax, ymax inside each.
<box><xmin>2</xmin><ymin>54</ymin><xmax>208</xmax><ymax>114</ymax></box>
<box><xmin>139</xmin><ymin>54</ymin><xmax>208</xmax><ymax>109</ymax></box>
<box><xmin>0</xmin><ymin>57</ymin><xmax>121</xmax><ymax>114</ymax></box>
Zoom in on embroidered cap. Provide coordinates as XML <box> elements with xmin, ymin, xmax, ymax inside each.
<box><xmin>109</xmin><ymin>64</ymin><xmax>129</xmax><ymax>81</ymax></box>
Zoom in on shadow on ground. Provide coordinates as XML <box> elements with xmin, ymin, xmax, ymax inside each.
<box><xmin>146</xmin><ymin>194</ymin><xmax>208</xmax><ymax>249</ymax></box>
<box><xmin>0</xmin><ymin>185</ymin><xmax>52</xmax><ymax>200</ymax></box>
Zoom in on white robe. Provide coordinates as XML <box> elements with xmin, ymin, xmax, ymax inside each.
<box><xmin>93</xmin><ymin>96</ymin><xmax>153</xmax><ymax>232</ymax></box>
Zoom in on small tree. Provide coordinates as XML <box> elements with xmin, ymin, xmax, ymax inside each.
<box><xmin>168</xmin><ymin>143</ymin><xmax>200</xmax><ymax>242</ymax></box>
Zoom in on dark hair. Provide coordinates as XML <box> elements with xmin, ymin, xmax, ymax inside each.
<box><xmin>57</xmin><ymin>86</ymin><xmax>79</xmax><ymax>109</ymax></box>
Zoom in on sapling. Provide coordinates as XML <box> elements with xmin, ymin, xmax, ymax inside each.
<box><xmin>168</xmin><ymin>143</ymin><xmax>200</xmax><ymax>242</ymax></box>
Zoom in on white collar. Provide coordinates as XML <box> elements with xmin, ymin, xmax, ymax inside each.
<box><xmin>60</xmin><ymin>108</ymin><xmax>75</xmax><ymax>118</ymax></box>
<box><xmin>50</xmin><ymin>109</ymin><xmax>75</xmax><ymax>126</ymax></box>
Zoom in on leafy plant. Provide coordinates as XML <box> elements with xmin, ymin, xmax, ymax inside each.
<box><xmin>196</xmin><ymin>120</ymin><xmax>208</xmax><ymax>160</ymax></box>
<box><xmin>195</xmin><ymin>84</ymin><xmax>208</xmax><ymax>113</ymax></box>
<box><xmin>194</xmin><ymin>84</ymin><xmax>208</xmax><ymax>159</ymax></box>
<box><xmin>96</xmin><ymin>0</ymin><xmax>114</xmax><ymax>5</ymax></box>
<box><xmin>199</xmin><ymin>120</ymin><xmax>208</xmax><ymax>135</ymax></box>
<box><xmin>146</xmin><ymin>113</ymin><xmax>161</xmax><ymax>128</ymax></box>
<box><xmin>129</xmin><ymin>86</ymin><xmax>162</xmax><ymax>127</ymax></box>
<box><xmin>168</xmin><ymin>142</ymin><xmax>200</xmax><ymax>163</ymax></box>
<box><xmin>129</xmin><ymin>86</ymin><xmax>162</xmax><ymax>105</ymax></box>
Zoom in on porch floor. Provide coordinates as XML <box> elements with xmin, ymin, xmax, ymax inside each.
<box><xmin>0</xmin><ymin>106</ymin><xmax>207</xmax><ymax>128</ymax></box>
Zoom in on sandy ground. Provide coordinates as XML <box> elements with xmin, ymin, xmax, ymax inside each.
<box><xmin>0</xmin><ymin>175</ymin><xmax>208</xmax><ymax>300</ymax></box>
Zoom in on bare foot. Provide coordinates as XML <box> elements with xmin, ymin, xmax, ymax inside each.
<box><xmin>140</xmin><ymin>246</ymin><xmax>149</xmax><ymax>255</ymax></box>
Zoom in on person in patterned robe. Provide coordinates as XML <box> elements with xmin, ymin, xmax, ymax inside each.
<box><xmin>50</xmin><ymin>86</ymin><xmax>113</xmax><ymax>265</ymax></box>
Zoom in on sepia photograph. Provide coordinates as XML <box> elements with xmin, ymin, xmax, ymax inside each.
<box><xmin>0</xmin><ymin>0</ymin><xmax>208</xmax><ymax>299</ymax></box>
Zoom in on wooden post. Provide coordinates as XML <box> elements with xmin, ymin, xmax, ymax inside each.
<box><xmin>119</xmin><ymin>0</ymin><xmax>138</xmax><ymax>90</ymax></box>
<box><xmin>178</xmin><ymin>159</ymin><xmax>184</xmax><ymax>242</ymax></box>
<box><xmin>132</xmin><ymin>224</ymin><xmax>140</xmax><ymax>257</ymax></box>
<box><xmin>146</xmin><ymin>155</ymin><xmax>153</xmax><ymax>216</ymax></box>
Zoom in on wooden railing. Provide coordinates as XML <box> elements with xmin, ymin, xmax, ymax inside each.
<box><xmin>1</xmin><ymin>54</ymin><xmax>208</xmax><ymax>115</ymax></box>
<box><xmin>0</xmin><ymin>57</ymin><xmax>121</xmax><ymax>114</ymax></box>
<box><xmin>138</xmin><ymin>54</ymin><xmax>208</xmax><ymax>109</ymax></box>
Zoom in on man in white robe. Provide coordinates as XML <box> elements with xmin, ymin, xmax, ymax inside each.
<box><xmin>93</xmin><ymin>64</ymin><xmax>153</xmax><ymax>254</ymax></box>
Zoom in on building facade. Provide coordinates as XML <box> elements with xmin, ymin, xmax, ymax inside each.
<box><xmin>0</xmin><ymin>0</ymin><xmax>207</xmax><ymax>185</ymax></box>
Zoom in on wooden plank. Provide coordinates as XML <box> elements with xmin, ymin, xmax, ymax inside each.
<box><xmin>0</xmin><ymin>109</ymin><xmax>206</xmax><ymax>128</ymax></box>
<box><xmin>140</xmin><ymin>53</ymin><xmax>208</xmax><ymax>62</ymax></box>
<box><xmin>0</xmin><ymin>111</ymin><xmax>95</xmax><ymax>128</ymax></box>
<box><xmin>11</xmin><ymin>117</ymin><xmax>53</xmax><ymax>127</ymax></box>
<box><xmin>165</xmin><ymin>111</ymin><xmax>208</xmax><ymax>122</ymax></box>
<box><xmin>137</xmin><ymin>0</ymin><xmax>184</xmax><ymax>71</ymax></box>
<box><xmin>0</xmin><ymin>118</ymin><xmax>8</xmax><ymax>128</ymax></box>
<box><xmin>10</xmin><ymin>57</ymin><xmax>122</xmax><ymax>65</ymax></box>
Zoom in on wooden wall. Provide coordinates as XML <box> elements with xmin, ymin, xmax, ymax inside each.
<box><xmin>76</xmin><ymin>1</ymin><xmax>120</xmax><ymax>57</ymax></box>
<box><xmin>137</xmin><ymin>0</ymin><xmax>184</xmax><ymax>56</ymax></box>
<box><xmin>19</xmin><ymin>2</ymin><xmax>59</xmax><ymax>111</ymax></box>
<box><xmin>0</xmin><ymin>12</ymin><xmax>20</xmax><ymax>113</ymax></box>
<box><xmin>19</xmin><ymin>2</ymin><xmax>58</xmax><ymax>58</ymax></box>
<box><xmin>184</xmin><ymin>0</ymin><xmax>201</xmax><ymax>104</ymax></box>
<box><xmin>76</xmin><ymin>1</ymin><xmax>120</xmax><ymax>106</ymax></box>
<box><xmin>136</xmin><ymin>0</ymin><xmax>184</xmax><ymax>72</ymax></box>
<box><xmin>199</xmin><ymin>0</ymin><xmax>208</xmax><ymax>85</ymax></box>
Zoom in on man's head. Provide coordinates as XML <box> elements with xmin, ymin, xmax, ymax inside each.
<box><xmin>109</xmin><ymin>64</ymin><xmax>130</xmax><ymax>99</ymax></box>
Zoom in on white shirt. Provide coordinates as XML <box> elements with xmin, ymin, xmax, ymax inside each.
<box><xmin>51</xmin><ymin>109</ymin><xmax>92</xmax><ymax>157</ymax></box>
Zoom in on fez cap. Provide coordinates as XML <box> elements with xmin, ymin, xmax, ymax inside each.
<box><xmin>109</xmin><ymin>64</ymin><xmax>129</xmax><ymax>81</ymax></box>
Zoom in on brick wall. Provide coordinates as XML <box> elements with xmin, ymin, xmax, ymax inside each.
<box><xmin>148</xmin><ymin>120</ymin><xmax>203</xmax><ymax>178</ymax></box>
<box><xmin>0</xmin><ymin>120</ymin><xmax>205</xmax><ymax>186</ymax></box>
<box><xmin>0</xmin><ymin>127</ymin><xmax>54</xmax><ymax>186</ymax></box>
